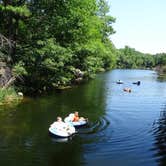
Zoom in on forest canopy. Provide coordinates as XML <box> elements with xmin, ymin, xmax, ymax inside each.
<box><xmin>0</xmin><ymin>0</ymin><xmax>117</xmax><ymax>93</ymax></box>
<box><xmin>0</xmin><ymin>0</ymin><xmax>165</xmax><ymax>94</ymax></box>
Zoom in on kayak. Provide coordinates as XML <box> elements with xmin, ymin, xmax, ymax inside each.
<box><xmin>132</xmin><ymin>81</ymin><xmax>141</xmax><ymax>85</ymax></box>
<box><xmin>116</xmin><ymin>80</ymin><xmax>123</xmax><ymax>84</ymax></box>
<box><xmin>49</xmin><ymin>122</ymin><xmax>76</xmax><ymax>138</ymax></box>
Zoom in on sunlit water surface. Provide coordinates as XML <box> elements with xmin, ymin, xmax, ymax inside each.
<box><xmin>0</xmin><ymin>69</ymin><xmax>166</xmax><ymax>166</ymax></box>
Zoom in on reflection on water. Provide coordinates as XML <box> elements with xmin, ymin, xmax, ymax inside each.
<box><xmin>152</xmin><ymin>104</ymin><xmax>166</xmax><ymax>165</ymax></box>
<box><xmin>50</xmin><ymin>137</ymin><xmax>72</xmax><ymax>143</ymax></box>
<box><xmin>157</xmin><ymin>73</ymin><xmax>166</xmax><ymax>82</ymax></box>
<box><xmin>0</xmin><ymin>69</ymin><xmax>166</xmax><ymax>166</ymax></box>
<box><xmin>0</xmin><ymin>72</ymin><xmax>107</xmax><ymax>166</ymax></box>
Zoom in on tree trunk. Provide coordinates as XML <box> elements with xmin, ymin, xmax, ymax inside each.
<box><xmin>2</xmin><ymin>76</ymin><xmax>16</xmax><ymax>89</ymax></box>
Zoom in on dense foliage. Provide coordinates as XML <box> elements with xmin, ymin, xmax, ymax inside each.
<box><xmin>0</xmin><ymin>0</ymin><xmax>117</xmax><ymax>93</ymax></box>
<box><xmin>116</xmin><ymin>46</ymin><xmax>156</xmax><ymax>69</ymax></box>
<box><xmin>116</xmin><ymin>46</ymin><xmax>166</xmax><ymax>71</ymax></box>
<box><xmin>154</xmin><ymin>53</ymin><xmax>166</xmax><ymax>73</ymax></box>
<box><xmin>0</xmin><ymin>0</ymin><xmax>166</xmax><ymax>95</ymax></box>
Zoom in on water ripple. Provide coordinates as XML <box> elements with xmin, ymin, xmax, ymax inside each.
<box><xmin>77</xmin><ymin>117</ymin><xmax>110</xmax><ymax>135</ymax></box>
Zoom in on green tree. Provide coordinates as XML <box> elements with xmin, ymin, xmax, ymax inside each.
<box><xmin>0</xmin><ymin>0</ymin><xmax>30</xmax><ymax>62</ymax></box>
<box><xmin>0</xmin><ymin>0</ymin><xmax>116</xmax><ymax>93</ymax></box>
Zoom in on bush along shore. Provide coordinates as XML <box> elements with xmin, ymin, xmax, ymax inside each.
<box><xmin>0</xmin><ymin>0</ymin><xmax>117</xmax><ymax>95</ymax></box>
<box><xmin>0</xmin><ymin>1</ymin><xmax>166</xmax><ymax>97</ymax></box>
<box><xmin>155</xmin><ymin>65</ymin><xmax>166</xmax><ymax>74</ymax></box>
<box><xmin>0</xmin><ymin>87</ymin><xmax>23</xmax><ymax>105</ymax></box>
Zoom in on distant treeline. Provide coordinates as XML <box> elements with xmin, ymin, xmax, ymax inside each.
<box><xmin>117</xmin><ymin>46</ymin><xmax>166</xmax><ymax>71</ymax></box>
<box><xmin>0</xmin><ymin>1</ymin><xmax>166</xmax><ymax>94</ymax></box>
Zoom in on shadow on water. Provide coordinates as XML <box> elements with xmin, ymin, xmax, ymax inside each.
<box><xmin>0</xmin><ymin>73</ymin><xmax>109</xmax><ymax>166</ymax></box>
<box><xmin>152</xmin><ymin>104</ymin><xmax>166</xmax><ymax>166</ymax></box>
<box><xmin>2</xmin><ymin>69</ymin><xmax>166</xmax><ymax>166</ymax></box>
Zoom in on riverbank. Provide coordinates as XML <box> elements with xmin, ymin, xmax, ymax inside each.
<box><xmin>155</xmin><ymin>65</ymin><xmax>166</xmax><ymax>74</ymax></box>
<box><xmin>0</xmin><ymin>87</ymin><xmax>23</xmax><ymax>105</ymax></box>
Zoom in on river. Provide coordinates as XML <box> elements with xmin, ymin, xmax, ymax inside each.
<box><xmin>0</xmin><ymin>69</ymin><xmax>166</xmax><ymax>166</ymax></box>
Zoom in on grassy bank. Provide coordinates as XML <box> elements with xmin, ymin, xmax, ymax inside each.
<box><xmin>0</xmin><ymin>87</ymin><xmax>23</xmax><ymax>105</ymax></box>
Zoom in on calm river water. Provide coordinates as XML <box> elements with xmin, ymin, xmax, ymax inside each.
<box><xmin>0</xmin><ymin>69</ymin><xmax>166</xmax><ymax>166</ymax></box>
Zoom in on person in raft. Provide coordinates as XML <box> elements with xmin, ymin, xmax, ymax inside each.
<box><xmin>123</xmin><ymin>87</ymin><xmax>131</xmax><ymax>93</ymax></box>
<box><xmin>72</xmin><ymin>111</ymin><xmax>87</xmax><ymax>122</ymax></box>
<box><xmin>51</xmin><ymin>116</ymin><xmax>70</xmax><ymax>131</ymax></box>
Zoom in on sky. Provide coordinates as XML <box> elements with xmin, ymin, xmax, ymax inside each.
<box><xmin>109</xmin><ymin>0</ymin><xmax>166</xmax><ymax>54</ymax></box>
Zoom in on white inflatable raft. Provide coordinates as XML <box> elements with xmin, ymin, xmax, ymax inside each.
<box><xmin>71</xmin><ymin>120</ymin><xmax>87</xmax><ymax>127</ymax></box>
<box><xmin>49</xmin><ymin>122</ymin><xmax>76</xmax><ymax>138</ymax></box>
<box><xmin>64</xmin><ymin>116</ymin><xmax>88</xmax><ymax>127</ymax></box>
